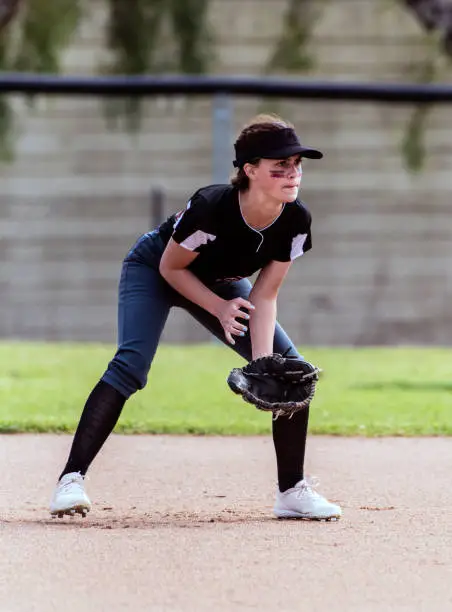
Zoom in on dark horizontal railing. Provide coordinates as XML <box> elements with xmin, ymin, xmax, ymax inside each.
<box><xmin>1</xmin><ymin>73</ymin><xmax>452</xmax><ymax>103</ymax></box>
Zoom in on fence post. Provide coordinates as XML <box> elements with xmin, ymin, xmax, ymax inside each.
<box><xmin>212</xmin><ymin>93</ymin><xmax>234</xmax><ymax>184</ymax></box>
<box><xmin>211</xmin><ymin>94</ymin><xmax>233</xmax><ymax>345</ymax></box>
<box><xmin>150</xmin><ymin>187</ymin><xmax>165</xmax><ymax>228</ymax></box>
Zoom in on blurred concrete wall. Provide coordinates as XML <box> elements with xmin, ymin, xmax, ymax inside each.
<box><xmin>0</xmin><ymin>0</ymin><xmax>451</xmax><ymax>345</ymax></box>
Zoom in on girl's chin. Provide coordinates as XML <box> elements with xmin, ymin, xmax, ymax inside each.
<box><xmin>280</xmin><ymin>188</ymin><xmax>299</xmax><ymax>199</ymax></box>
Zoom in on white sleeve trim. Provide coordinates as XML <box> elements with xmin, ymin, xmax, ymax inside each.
<box><xmin>179</xmin><ymin>230</ymin><xmax>217</xmax><ymax>251</ymax></box>
<box><xmin>290</xmin><ymin>233</ymin><xmax>308</xmax><ymax>260</ymax></box>
<box><xmin>173</xmin><ymin>200</ymin><xmax>191</xmax><ymax>230</ymax></box>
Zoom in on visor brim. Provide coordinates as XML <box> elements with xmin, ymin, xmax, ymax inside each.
<box><xmin>261</xmin><ymin>145</ymin><xmax>323</xmax><ymax>160</ymax></box>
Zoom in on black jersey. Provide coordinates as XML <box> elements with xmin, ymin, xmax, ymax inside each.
<box><xmin>157</xmin><ymin>184</ymin><xmax>312</xmax><ymax>284</ymax></box>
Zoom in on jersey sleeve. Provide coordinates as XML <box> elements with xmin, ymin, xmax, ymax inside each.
<box><xmin>273</xmin><ymin>204</ymin><xmax>313</xmax><ymax>262</ymax></box>
<box><xmin>171</xmin><ymin>194</ymin><xmax>217</xmax><ymax>252</ymax></box>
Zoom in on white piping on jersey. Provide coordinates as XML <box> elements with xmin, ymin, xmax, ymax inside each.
<box><xmin>174</xmin><ymin>200</ymin><xmax>191</xmax><ymax>230</ymax></box>
<box><xmin>238</xmin><ymin>197</ymin><xmax>286</xmax><ymax>253</ymax></box>
<box><xmin>249</xmin><ymin>227</ymin><xmax>264</xmax><ymax>252</ymax></box>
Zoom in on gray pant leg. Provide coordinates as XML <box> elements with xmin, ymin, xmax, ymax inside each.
<box><xmin>102</xmin><ymin>261</ymin><xmax>174</xmax><ymax>398</ymax></box>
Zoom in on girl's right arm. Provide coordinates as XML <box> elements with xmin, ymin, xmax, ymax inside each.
<box><xmin>159</xmin><ymin>238</ymin><xmax>253</xmax><ymax>344</ymax></box>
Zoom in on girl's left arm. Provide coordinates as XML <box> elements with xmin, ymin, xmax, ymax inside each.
<box><xmin>248</xmin><ymin>260</ymin><xmax>292</xmax><ymax>360</ymax></box>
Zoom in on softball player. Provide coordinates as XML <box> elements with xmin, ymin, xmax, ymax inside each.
<box><xmin>49</xmin><ymin>114</ymin><xmax>342</xmax><ymax>521</ymax></box>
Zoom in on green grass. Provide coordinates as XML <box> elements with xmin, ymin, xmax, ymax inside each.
<box><xmin>0</xmin><ymin>342</ymin><xmax>451</xmax><ymax>436</ymax></box>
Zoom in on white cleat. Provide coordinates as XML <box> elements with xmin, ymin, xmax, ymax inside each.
<box><xmin>49</xmin><ymin>472</ymin><xmax>92</xmax><ymax>518</ymax></box>
<box><xmin>273</xmin><ymin>478</ymin><xmax>342</xmax><ymax>521</ymax></box>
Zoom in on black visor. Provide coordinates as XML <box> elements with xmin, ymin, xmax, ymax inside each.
<box><xmin>233</xmin><ymin>127</ymin><xmax>323</xmax><ymax>168</ymax></box>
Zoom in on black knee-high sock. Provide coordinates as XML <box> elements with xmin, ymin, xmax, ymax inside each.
<box><xmin>60</xmin><ymin>380</ymin><xmax>127</xmax><ymax>479</ymax></box>
<box><xmin>272</xmin><ymin>406</ymin><xmax>310</xmax><ymax>492</ymax></box>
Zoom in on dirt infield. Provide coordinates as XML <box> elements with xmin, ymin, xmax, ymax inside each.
<box><xmin>1</xmin><ymin>434</ymin><xmax>451</xmax><ymax>612</ymax></box>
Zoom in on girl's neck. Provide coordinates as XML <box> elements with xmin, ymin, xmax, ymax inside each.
<box><xmin>238</xmin><ymin>188</ymin><xmax>284</xmax><ymax>231</ymax></box>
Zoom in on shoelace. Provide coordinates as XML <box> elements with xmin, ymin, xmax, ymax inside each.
<box><xmin>294</xmin><ymin>476</ymin><xmax>322</xmax><ymax>500</ymax></box>
<box><xmin>60</xmin><ymin>474</ymin><xmax>86</xmax><ymax>493</ymax></box>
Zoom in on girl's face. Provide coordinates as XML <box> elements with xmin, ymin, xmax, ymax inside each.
<box><xmin>245</xmin><ymin>154</ymin><xmax>303</xmax><ymax>202</ymax></box>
